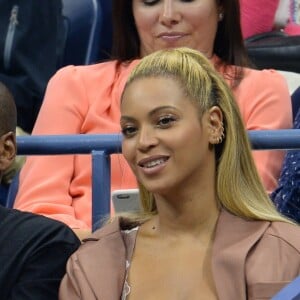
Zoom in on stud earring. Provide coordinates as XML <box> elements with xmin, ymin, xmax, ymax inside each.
<box><xmin>217</xmin><ymin>123</ymin><xmax>225</xmax><ymax>144</ymax></box>
<box><xmin>219</xmin><ymin>12</ymin><xmax>224</xmax><ymax>21</ymax></box>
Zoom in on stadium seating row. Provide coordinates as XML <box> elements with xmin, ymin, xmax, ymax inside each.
<box><xmin>6</xmin><ymin>130</ymin><xmax>300</xmax><ymax>230</ymax></box>
<box><xmin>5</xmin><ymin>130</ymin><xmax>300</xmax><ymax>299</ymax></box>
<box><xmin>64</xmin><ymin>0</ymin><xmax>300</xmax><ymax>73</ymax></box>
<box><xmin>61</xmin><ymin>0</ymin><xmax>112</xmax><ymax>66</ymax></box>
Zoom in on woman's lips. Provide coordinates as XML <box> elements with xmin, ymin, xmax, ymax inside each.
<box><xmin>138</xmin><ymin>156</ymin><xmax>169</xmax><ymax>176</ymax></box>
<box><xmin>157</xmin><ymin>32</ymin><xmax>188</xmax><ymax>42</ymax></box>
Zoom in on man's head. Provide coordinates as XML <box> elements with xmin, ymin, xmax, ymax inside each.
<box><xmin>0</xmin><ymin>82</ymin><xmax>17</xmax><ymax>181</ymax></box>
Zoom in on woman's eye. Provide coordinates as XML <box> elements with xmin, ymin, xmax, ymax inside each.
<box><xmin>142</xmin><ymin>0</ymin><xmax>160</xmax><ymax>6</ymax></box>
<box><xmin>121</xmin><ymin>126</ymin><xmax>137</xmax><ymax>137</ymax></box>
<box><xmin>157</xmin><ymin>115</ymin><xmax>177</xmax><ymax>128</ymax></box>
<box><xmin>141</xmin><ymin>0</ymin><xmax>193</xmax><ymax>6</ymax></box>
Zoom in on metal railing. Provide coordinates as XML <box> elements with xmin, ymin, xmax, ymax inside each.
<box><xmin>16</xmin><ymin>129</ymin><xmax>300</xmax><ymax>231</ymax></box>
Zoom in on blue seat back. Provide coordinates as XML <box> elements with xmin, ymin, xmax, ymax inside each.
<box><xmin>5</xmin><ymin>171</ymin><xmax>19</xmax><ymax>209</ymax></box>
<box><xmin>0</xmin><ymin>184</ymin><xmax>9</xmax><ymax>207</ymax></box>
<box><xmin>61</xmin><ymin>0</ymin><xmax>103</xmax><ymax>66</ymax></box>
<box><xmin>97</xmin><ymin>0</ymin><xmax>112</xmax><ymax>60</ymax></box>
<box><xmin>272</xmin><ymin>275</ymin><xmax>300</xmax><ymax>299</ymax></box>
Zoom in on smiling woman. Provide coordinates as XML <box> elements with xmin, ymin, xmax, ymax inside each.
<box><xmin>15</xmin><ymin>0</ymin><xmax>291</xmax><ymax>238</ymax></box>
<box><xmin>59</xmin><ymin>48</ymin><xmax>300</xmax><ymax>300</ymax></box>
<box><xmin>121</xmin><ymin>77</ymin><xmax>217</xmax><ymax>196</ymax></box>
<box><xmin>132</xmin><ymin>0</ymin><xmax>220</xmax><ymax>57</ymax></box>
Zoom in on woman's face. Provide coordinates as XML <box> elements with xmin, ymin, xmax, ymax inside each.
<box><xmin>121</xmin><ymin>77</ymin><xmax>219</xmax><ymax>195</ymax></box>
<box><xmin>132</xmin><ymin>0</ymin><xmax>221</xmax><ymax>58</ymax></box>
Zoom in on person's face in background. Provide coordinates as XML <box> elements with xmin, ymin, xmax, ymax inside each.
<box><xmin>133</xmin><ymin>0</ymin><xmax>221</xmax><ymax>58</ymax></box>
<box><xmin>0</xmin><ymin>131</ymin><xmax>16</xmax><ymax>182</ymax></box>
<box><xmin>121</xmin><ymin>77</ymin><xmax>219</xmax><ymax>195</ymax></box>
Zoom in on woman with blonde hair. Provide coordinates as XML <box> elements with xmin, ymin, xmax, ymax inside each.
<box><xmin>59</xmin><ymin>48</ymin><xmax>300</xmax><ymax>300</ymax></box>
<box><xmin>15</xmin><ymin>0</ymin><xmax>291</xmax><ymax>238</ymax></box>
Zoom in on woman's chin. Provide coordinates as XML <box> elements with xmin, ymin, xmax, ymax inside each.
<box><xmin>142</xmin><ymin>183</ymin><xmax>171</xmax><ymax>197</ymax></box>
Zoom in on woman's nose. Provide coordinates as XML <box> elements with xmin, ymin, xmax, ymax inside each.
<box><xmin>137</xmin><ymin>127</ymin><xmax>158</xmax><ymax>152</ymax></box>
<box><xmin>159</xmin><ymin>0</ymin><xmax>181</xmax><ymax>26</ymax></box>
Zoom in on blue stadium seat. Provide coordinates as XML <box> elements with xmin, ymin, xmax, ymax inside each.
<box><xmin>0</xmin><ymin>183</ymin><xmax>9</xmax><ymax>207</ymax></box>
<box><xmin>5</xmin><ymin>171</ymin><xmax>19</xmax><ymax>209</ymax></box>
<box><xmin>272</xmin><ymin>275</ymin><xmax>300</xmax><ymax>299</ymax></box>
<box><xmin>97</xmin><ymin>0</ymin><xmax>112</xmax><ymax>60</ymax></box>
<box><xmin>60</xmin><ymin>0</ymin><xmax>103</xmax><ymax>66</ymax></box>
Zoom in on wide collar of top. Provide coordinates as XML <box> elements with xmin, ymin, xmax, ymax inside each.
<box><xmin>81</xmin><ymin>209</ymin><xmax>269</xmax><ymax>299</ymax></box>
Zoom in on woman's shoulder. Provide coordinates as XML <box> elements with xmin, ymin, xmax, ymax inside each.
<box><xmin>240</xmin><ymin>66</ymin><xmax>289</xmax><ymax>91</ymax></box>
<box><xmin>245</xmin><ymin>220</ymin><xmax>300</xmax><ymax>299</ymax></box>
<box><xmin>265</xmin><ymin>221</ymin><xmax>300</xmax><ymax>252</ymax></box>
<box><xmin>228</xmin><ymin>65</ymin><xmax>290</xmax><ymax>105</ymax></box>
<box><xmin>215</xmin><ymin>56</ymin><xmax>287</xmax><ymax>87</ymax></box>
<box><xmin>243</xmin><ymin>66</ymin><xmax>286</xmax><ymax>80</ymax></box>
<box><xmin>74</xmin><ymin>218</ymin><xmax>140</xmax><ymax>256</ymax></box>
<box><xmin>52</xmin><ymin>59</ymin><xmax>140</xmax><ymax>84</ymax></box>
<box><xmin>218</xmin><ymin>210</ymin><xmax>299</xmax><ymax>253</ymax></box>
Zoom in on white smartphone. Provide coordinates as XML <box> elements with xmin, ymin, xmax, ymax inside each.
<box><xmin>112</xmin><ymin>189</ymin><xmax>140</xmax><ymax>213</ymax></box>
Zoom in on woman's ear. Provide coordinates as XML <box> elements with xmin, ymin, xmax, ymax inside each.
<box><xmin>207</xmin><ymin>106</ymin><xmax>224</xmax><ymax>145</ymax></box>
<box><xmin>0</xmin><ymin>132</ymin><xmax>16</xmax><ymax>172</ymax></box>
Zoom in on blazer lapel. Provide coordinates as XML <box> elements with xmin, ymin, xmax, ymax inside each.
<box><xmin>78</xmin><ymin>220</ymin><xmax>134</xmax><ymax>300</ymax></box>
<box><xmin>212</xmin><ymin>210</ymin><xmax>270</xmax><ymax>300</ymax></box>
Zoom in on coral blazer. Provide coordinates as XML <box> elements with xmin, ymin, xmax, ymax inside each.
<box><xmin>59</xmin><ymin>209</ymin><xmax>300</xmax><ymax>299</ymax></box>
<box><xmin>15</xmin><ymin>58</ymin><xmax>292</xmax><ymax>229</ymax></box>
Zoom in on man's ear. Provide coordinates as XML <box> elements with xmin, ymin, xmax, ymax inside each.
<box><xmin>207</xmin><ymin>106</ymin><xmax>224</xmax><ymax>145</ymax></box>
<box><xmin>0</xmin><ymin>132</ymin><xmax>16</xmax><ymax>172</ymax></box>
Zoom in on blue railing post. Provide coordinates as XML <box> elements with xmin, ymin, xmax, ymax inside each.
<box><xmin>91</xmin><ymin>150</ymin><xmax>111</xmax><ymax>232</ymax></box>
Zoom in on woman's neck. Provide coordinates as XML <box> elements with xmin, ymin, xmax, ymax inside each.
<box><xmin>149</xmin><ymin>188</ymin><xmax>220</xmax><ymax>240</ymax></box>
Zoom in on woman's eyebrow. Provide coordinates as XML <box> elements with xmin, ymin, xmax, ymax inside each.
<box><xmin>120</xmin><ymin>115</ymin><xmax>135</xmax><ymax>123</ymax></box>
<box><xmin>149</xmin><ymin>105</ymin><xmax>176</xmax><ymax>115</ymax></box>
<box><xmin>121</xmin><ymin>105</ymin><xmax>177</xmax><ymax>121</ymax></box>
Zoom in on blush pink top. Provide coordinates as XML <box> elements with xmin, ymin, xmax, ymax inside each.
<box><xmin>14</xmin><ymin>59</ymin><xmax>292</xmax><ymax>229</ymax></box>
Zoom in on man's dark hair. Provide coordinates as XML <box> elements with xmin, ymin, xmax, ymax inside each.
<box><xmin>0</xmin><ymin>82</ymin><xmax>17</xmax><ymax>135</ymax></box>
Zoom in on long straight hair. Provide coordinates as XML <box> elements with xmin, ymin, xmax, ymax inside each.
<box><xmin>119</xmin><ymin>48</ymin><xmax>291</xmax><ymax>224</ymax></box>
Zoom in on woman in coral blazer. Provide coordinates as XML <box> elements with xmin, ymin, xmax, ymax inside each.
<box><xmin>15</xmin><ymin>0</ymin><xmax>291</xmax><ymax>238</ymax></box>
